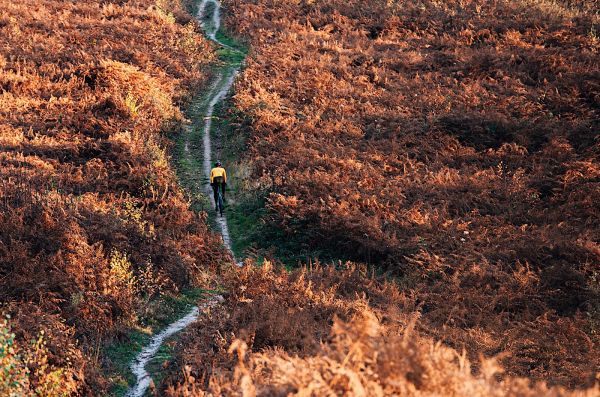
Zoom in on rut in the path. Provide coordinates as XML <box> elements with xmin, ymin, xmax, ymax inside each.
<box><xmin>126</xmin><ymin>2</ymin><xmax>242</xmax><ymax>396</ymax></box>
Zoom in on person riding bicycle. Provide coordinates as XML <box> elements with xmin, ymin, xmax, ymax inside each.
<box><xmin>210</xmin><ymin>161</ymin><xmax>227</xmax><ymax>211</ymax></box>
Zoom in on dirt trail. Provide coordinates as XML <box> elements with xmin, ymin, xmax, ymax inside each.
<box><xmin>127</xmin><ymin>306</ymin><xmax>199</xmax><ymax>397</ymax></box>
<box><xmin>126</xmin><ymin>2</ymin><xmax>241</xmax><ymax>396</ymax></box>
<box><xmin>202</xmin><ymin>70</ymin><xmax>238</xmax><ymax>254</ymax></box>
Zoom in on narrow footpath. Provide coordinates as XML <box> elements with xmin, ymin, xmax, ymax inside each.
<box><xmin>126</xmin><ymin>2</ymin><xmax>243</xmax><ymax>396</ymax></box>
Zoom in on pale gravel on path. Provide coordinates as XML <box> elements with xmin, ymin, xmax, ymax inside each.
<box><xmin>126</xmin><ymin>298</ymin><xmax>223</xmax><ymax>397</ymax></box>
<box><xmin>126</xmin><ymin>1</ymin><xmax>241</xmax><ymax>396</ymax></box>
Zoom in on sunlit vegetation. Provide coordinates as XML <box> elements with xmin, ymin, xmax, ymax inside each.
<box><xmin>163</xmin><ymin>262</ymin><xmax>599</xmax><ymax>396</ymax></box>
<box><xmin>0</xmin><ymin>0</ymin><xmax>228</xmax><ymax>393</ymax></box>
<box><xmin>213</xmin><ymin>0</ymin><xmax>599</xmax><ymax>388</ymax></box>
<box><xmin>2</xmin><ymin>0</ymin><xmax>599</xmax><ymax>394</ymax></box>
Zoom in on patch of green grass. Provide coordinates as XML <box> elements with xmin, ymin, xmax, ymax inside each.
<box><xmin>215</xmin><ymin>29</ymin><xmax>245</xmax><ymax>50</ymax></box>
<box><xmin>145</xmin><ymin>341</ymin><xmax>176</xmax><ymax>393</ymax></box>
<box><xmin>217</xmin><ymin>46</ymin><xmax>246</xmax><ymax>65</ymax></box>
<box><xmin>171</xmin><ymin>120</ymin><xmax>212</xmax><ymax>215</ymax></box>
<box><xmin>215</xmin><ymin>30</ymin><xmax>247</xmax><ymax>65</ymax></box>
<box><xmin>142</xmin><ymin>288</ymin><xmax>209</xmax><ymax>329</ymax></box>
<box><xmin>104</xmin><ymin>331</ymin><xmax>148</xmax><ymax>396</ymax></box>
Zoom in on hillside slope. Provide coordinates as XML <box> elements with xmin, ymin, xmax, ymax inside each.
<box><xmin>221</xmin><ymin>0</ymin><xmax>599</xmax><ymax>387</ymax></box>
<box><xmin>163</xmin><ymin>263</ymin><xmax>599</xmax><ymax>396</ymax></box>
<box><xmin>0</xmin><ymin>0</ymin><xmax>227</xmax><ymax>393</ymax></box>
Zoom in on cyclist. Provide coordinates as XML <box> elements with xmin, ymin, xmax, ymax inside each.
<box><xmin>210</xmin><ymin>161</ymin><xmax>227</xmax><ymax>213</ymax></box>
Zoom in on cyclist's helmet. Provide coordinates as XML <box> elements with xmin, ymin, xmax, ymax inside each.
<box><xmin>215</xmin><ymin>161</ymin><xmax>222</xmax><ymax>167</ymax></box>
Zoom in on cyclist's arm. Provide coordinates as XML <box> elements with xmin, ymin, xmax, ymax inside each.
<box><xmin>223</xmin><ymin>169</ymin><xmax>227</xmax><ymax>184</ymax></box>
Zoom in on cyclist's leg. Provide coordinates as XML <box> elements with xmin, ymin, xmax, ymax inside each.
<box><xmin>212</xmin><ymin>184</ymin><xmax>219</xmax><ymax>209</ymax></box>
<box><xmin>218</xmin><ymin>184</ymin><xmax>224</xmax><ymax>215</ymax></box>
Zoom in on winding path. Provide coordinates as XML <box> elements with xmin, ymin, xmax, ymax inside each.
<box><xmin>126</xmin><ymin>2</ymin><xmax>241</xmax><ymax>396</ymax></box>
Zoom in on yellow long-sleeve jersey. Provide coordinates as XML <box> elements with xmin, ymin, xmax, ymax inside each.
<box><xmin>210</xmin><ymin>167</ymin><xmax>227</xmax><ymax>183</ymax></box>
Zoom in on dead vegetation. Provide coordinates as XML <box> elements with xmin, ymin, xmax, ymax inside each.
<box><xmin>218</xmin><ymin>0</ymin><xmax>599</xmax><ymax>388</ymax></box>
<box><xmin>0</xmin><ymin>0</ymin><xmax>226</xmax><ymax>393</ymax></box>
<box><xmin>164</xmin><ymin>263</ymin><xmax>600</xmax><ymax>396</ymax></box>
<box><xmin>2</xmin><ymin>0</ymin><xmax>599</xmax><ymax>394</ymax></box>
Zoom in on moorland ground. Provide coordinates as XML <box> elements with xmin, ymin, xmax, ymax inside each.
<box><xmin>1</xmin><ymin>0</ymin><xmax>599</xmax><ymax>395</ymax></box>
<box><xmin>163</xmin><ymin>0</ymin><xmax>600</xmax><ymax>393</ymax></box>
